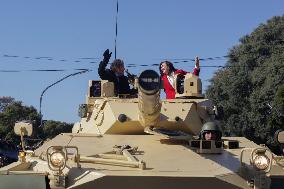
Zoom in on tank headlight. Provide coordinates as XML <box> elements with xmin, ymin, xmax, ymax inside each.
<box><xmin>18</xmin><ymin>151</ymin><xmax>26</xmax><ymax>158</ymax></box>
<box><xmin>50</xmin><ymin>151</ymin><xmax>65</xmax><ymax>168</ymax></box>
<box><xmin>253</xmin><ymin>154</ymin><xmax>270</xmax><ymax>170</ymax></box>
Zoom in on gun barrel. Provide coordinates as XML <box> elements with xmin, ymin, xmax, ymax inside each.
<box><xmin>138</xmin><ymin>70</ymin><xmax>161</xmax><ymax>127</ymax></box>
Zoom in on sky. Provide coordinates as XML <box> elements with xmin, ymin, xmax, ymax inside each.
<box><xmin>0</xmin><ymin>0</ymin><xmax>283</xmax><ymax>123</ymax></box>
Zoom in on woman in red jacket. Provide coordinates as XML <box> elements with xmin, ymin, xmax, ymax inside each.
<box><xmin>159</xmin><ymin>57</ymin><xmax>200</xmax><ymax>99</ymax></box>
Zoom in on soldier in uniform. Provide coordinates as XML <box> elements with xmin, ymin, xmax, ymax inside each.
<box><xmin>200</xmin><ymin>122</ymin><xmax>222</xmax><ymax>140</ymax></box>
<box><xmin>98</xmin><ymin>49</ymin><xmax>137</xmax><ymax>96</ymax></box>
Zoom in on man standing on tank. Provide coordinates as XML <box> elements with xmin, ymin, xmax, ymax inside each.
<box><xmin>98</xmin><ymin>49</ymin><xmax>136</xmax><ymax>96</ymax></box>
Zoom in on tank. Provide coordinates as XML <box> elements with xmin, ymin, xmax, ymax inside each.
<box><xmin>1</xmin><ymin>69</ymin><xmax>284</xmax><ymax>189</ymax></box>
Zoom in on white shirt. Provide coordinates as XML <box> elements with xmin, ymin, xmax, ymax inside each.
<box><xmin>167</xmin><ymin>73</ymin><xmax>175</xmax><ymax>87</ymax></box>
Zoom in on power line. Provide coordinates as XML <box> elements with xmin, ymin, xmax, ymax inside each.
<box><xmin>1</xmin><ymin>44</ymin><xmax>282</xmax><ymax>71</ymax></box>
<box><xmin>0</xmin><ymin>64</ymin><xmax>269</xmax><ymax>73</ymax></box>
<box><xmin>157</xmin><ymin>55</ymin><xmax>229</xmax><ymax>62</ymax></box>
<box><xmin>0</xmin><ymin>68</ymin><xmax>93</xmax><ymax>73</ymax></box>
<box><xmin>1</xmin><ymin>53</ymin><xmax>99</xmax><ymax>64</ymax></box>
<box><xmin>0</xmin><ymin>35</ymin><xmax>283</xmax><ymax>67</ymax></box>
<box><xmin>0</xmin><ymin>52</ymin><xmax>231</xmax><ymax>72</ymax></box>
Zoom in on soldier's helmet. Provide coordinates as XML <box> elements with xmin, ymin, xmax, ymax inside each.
<box><xmin>200</xmin><ymin>122</ymin><xmax>222</xmax><ymax>140</ymax></box>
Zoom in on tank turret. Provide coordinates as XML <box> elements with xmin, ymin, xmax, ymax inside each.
<box><xmin>73</xmin><ymin>70</ymin><xmax>214</xmax><ymax>135</ymax></box>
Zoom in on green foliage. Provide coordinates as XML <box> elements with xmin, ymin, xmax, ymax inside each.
<box><xmin>41</xmin><ymin>120</ymin><xmax>72</xmax><ymax>139</ymax></box>
<box><xmin>0</xmin><ymin>99</ymin><xmax>41</xmax><ymax>144</ymax></box>
<box><xmin>274</xmin><ymin>84</ymin><xmax>284</xmax><ymax>113</ymax></box>
<box><xmin>0</xmin><ymin>97</ymin><xmax>73</xmax><ymax>146</ymax></box>
<box><xmin>206</xmin><ymin>16</ymin><xmax>284</xmax><ymax>150</ymax></box>
<box><xmin>0</xmin><ymin>96</ymin><xmax>14</xmax><ymax>112</ymax></box>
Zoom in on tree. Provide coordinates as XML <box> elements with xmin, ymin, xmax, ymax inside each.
<box><xmin>0</xmin><ymin>100</ymin><xmax>41</xmax><ymax>144</ymax></box>
<box><xmin>0</xmin><ymin>96</ymin><xmax>14</xmax><ymax>112</ymax></box>
<box><xmin>41</xmin><ymin>120</ymin><xmax>72</xmax><ymax>139</ymax></box>
<box><xmin>0</xmin><ymin>97</ymin><xmax>73</xmax><ymax>145</ymax></box>
<box><xmin>206</xmin><ymin>16</ymin><xmax>284</xmax><ymax>150</ymax></box>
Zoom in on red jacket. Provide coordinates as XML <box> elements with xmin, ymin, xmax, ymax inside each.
<box><xmin>161</xmin><ymin>68</ymin><xmax>200</xmax><ymax>99</ymax></box>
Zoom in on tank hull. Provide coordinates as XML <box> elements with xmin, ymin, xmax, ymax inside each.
<box><xmin>1</xmin><ymin>134</ymin><xmax>284</xmax><ymax>188</ymax></box>
<box><xmin>0</xmin><ymin>134</ymin><xmax>271</xmax><ymax>188</ymax></box>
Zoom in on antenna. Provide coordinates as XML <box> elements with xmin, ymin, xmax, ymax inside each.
<box><xmin>114</xmin><ymin>0</ymin><xmax>119</xmax><ymax>59</ymax></box>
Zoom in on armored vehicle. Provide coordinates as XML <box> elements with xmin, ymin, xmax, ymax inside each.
<box><xmin>1</xmin><ymin>70</ymin><xmax>284</xmax><ymax>189</ymax></box>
